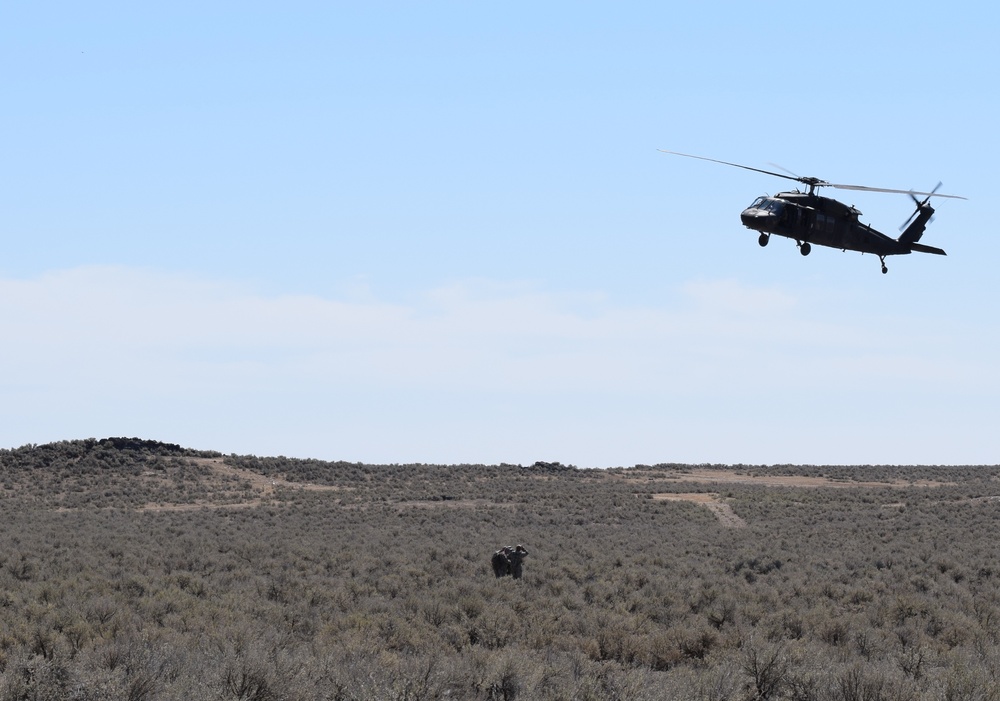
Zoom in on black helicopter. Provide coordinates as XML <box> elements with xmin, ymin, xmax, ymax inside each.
<box><xmin>660</xmin><ymin>150</ymin><xmax>965</xmax><ymax>273</ymax></box>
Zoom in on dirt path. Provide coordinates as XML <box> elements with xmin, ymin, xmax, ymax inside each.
<box><xmin>137</xmin><ymin>457</ymin><xmax>345</xmax><ymax>512</ymax></box>
<box><xmin>652</xmin><ymin>492</ymin><xmax>747</xmax><ymax>528</ymax></box>
<box><xmin>642</xmin><ymin>469</ymin><xmax>957</xmax><ymax>527</ymax></box>
<box><xmin>624</xmin><ymin>468</ymin><xmax>951</xmax><ymax>489</ymax></box>
<box><xmin>187</xmin><ymin>457</ymin><xmax>345</xmax><ymax>494</ymax></box>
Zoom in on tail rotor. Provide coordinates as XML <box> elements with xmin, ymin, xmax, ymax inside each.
<box><xmin>899</xmin><ymin>182</ymin><xmax>941</xmax><ymax>234</ymax></box>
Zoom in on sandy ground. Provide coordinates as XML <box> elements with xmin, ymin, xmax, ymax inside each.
<box><xmin>630</xmin><ymin>468</ymin><xmax>951</xmax><ymax>489</ymax></box>
<box><xmin>641</xmin><ymin>469</ymin><xmax>955</xmax><ymax>527</ymax></box>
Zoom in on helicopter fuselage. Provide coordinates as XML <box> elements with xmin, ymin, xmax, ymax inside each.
<box><xmin>739</xmin><ymin>191</ymin><xmax>937</xmax><ymax>262</ymax></box>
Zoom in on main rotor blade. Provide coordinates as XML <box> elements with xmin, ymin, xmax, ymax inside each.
<box><xmin>658</xmin><ymin>150</ymin><xmax>806</xmax><ymax>184</ymax></box>
<box><xmin>828</xmin><ymin>183</ymin><xmax>967</xmax><ymax>200</ymax></box>
<box><xmin>660</xmin><ymin>150</ymin><xmax>967</xmax><ymax>200</ymax></box>
<box><xmin>767</xmin><ymin>162</ymin><xmax>802</xmax><ymax>179</ymax></box>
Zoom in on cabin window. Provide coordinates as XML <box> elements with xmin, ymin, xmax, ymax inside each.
<box><xmin>815</xmin><ymin>213</ymin><xmax>835</xmax><ymax>233</ymax></box>
<box><xmin>751</xmin><ymin>196</ymin><xmax>768</xmax><ymax>209</ymax></box>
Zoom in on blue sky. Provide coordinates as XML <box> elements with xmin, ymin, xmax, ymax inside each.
<box><xmin>2</xmin><ymin>2</ymin><xmax>997</xmax><ymax>466</ymax></box>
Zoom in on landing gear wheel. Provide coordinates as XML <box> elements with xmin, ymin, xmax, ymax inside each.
<box><xmin>880</xmin><ymin>256</ymin><xmax>888</xmax><ymax>274</ymax></box>
<box><xmin>758</xmin><ymin>233</ymin><xmax>769</xmax><ymax>247</ymax></box>
<box><xmin>800</xmin><ymin>242</ymin><xmax>811</xmax><ymax>256</ymax></box>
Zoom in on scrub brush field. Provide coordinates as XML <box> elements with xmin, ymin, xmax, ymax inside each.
<box><xmin>2</xmin><ymin>439</ymin><xmax>999</xmax><ymax>700</ymax></box>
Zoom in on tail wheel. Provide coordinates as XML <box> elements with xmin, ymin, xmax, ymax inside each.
<box><xmin>800</xmin><ymin>242</ymin><xmax>811</xmax><ymax>256</ymax></box>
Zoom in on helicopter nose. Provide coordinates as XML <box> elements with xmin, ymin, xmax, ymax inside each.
<box><xmin>741</xmin><ymin>208</ymin><xmax>769</xmax><ymax>229</ymax></box>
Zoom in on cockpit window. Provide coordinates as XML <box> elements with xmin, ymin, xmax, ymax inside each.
<box><xmin>750</xmin><ymin>197</ymin><xmax>784</xmax><ymax>214</ymax></box>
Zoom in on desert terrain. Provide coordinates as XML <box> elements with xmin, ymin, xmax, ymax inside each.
<box><xmin>1</xmin><ymin>439</ymin><xmax>999</xmax><ymax>700</ymax></box>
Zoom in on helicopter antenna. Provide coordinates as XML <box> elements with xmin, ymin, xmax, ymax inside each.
<box><xmin>659</xmin><ymin>150</ymin><xmax>967</xmax><ymax>200</ymax></box>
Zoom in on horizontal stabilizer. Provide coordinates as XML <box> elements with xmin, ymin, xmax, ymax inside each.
<box><xmin>909</xmin><ymin>242</ymin><xmax>946</xmax><ymax>256</ymax></box>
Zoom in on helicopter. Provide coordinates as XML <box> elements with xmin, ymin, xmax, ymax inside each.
<box><xmin>660</xmin><ymin>150</ymin><xmax>966</xmax><ymax>273</ymax></box>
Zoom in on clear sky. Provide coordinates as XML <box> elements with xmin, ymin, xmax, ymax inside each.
<box><xmin>3</xmin><ymin>2</ymin><xmax>998</xmax><ymax>466</ymax></box>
